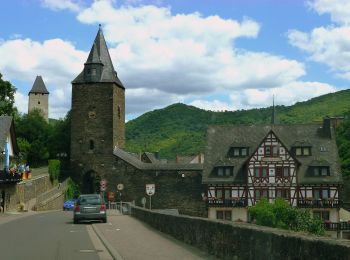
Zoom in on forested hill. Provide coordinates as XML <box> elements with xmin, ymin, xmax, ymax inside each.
<box><xmin>125</xmin><ymin>89</ymin><xmax>350</xmax><ymax>159</ymax></box>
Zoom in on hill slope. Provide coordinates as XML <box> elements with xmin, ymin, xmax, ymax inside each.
<box><xmin>125</xmin><ymin>89</ymin><xmax>350</xmax><ymax>158</ymax></box>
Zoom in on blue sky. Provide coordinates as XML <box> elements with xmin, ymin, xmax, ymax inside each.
<box><xmin>1</xmin><ymin>0</ymin><xmax>349</xmax><ymax>120</ymax></box>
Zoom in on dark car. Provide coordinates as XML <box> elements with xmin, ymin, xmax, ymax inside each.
<box><xmin>73</xmin><ymin>194</ymin><xmax>107</xmax><ymax>224</ymax></box>
<box><xmin>63</xmin><ymin>199</ymin><xmax>76</xmax><ymax>211</ymax></box>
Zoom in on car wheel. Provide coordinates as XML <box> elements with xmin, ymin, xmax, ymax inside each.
<box><xmin>74</xmin><ymin>218</ymin><xmax>79</xmax><ymax>224</ymax></box>
<box><xmin>102</xmin><ymin>218</ymin><xmax>107</xmax><ymax>223</ymax></box>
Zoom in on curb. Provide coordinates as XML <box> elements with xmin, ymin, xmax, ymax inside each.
<box><xmin>92</xmin><ymin>223</ymin><xmax>124</xmax><ymax>260</ymax></box>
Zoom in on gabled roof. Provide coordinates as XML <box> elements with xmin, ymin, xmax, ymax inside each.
<box><xmin>72</xmin><ymin>27</ymin><xmax>124</xmax><ymax>88</ymax></box>
<box><xmin>113</xmin><ymin>148</ymin><xmax>203</xmax><ymax>171</ymax></box>
<box><xmin>28</xmin><ymin>76</ymin><xmax>49</xmax><ymax>94</ymax></box>
<box><xmin>0</xmin><ymin>116</ymin><xmax>19</xmax><ymax>155</ymax></box>
<box><xmin>203</xmin><ymin>124</ymin><xmax>342</xmax><ymax>185</ymax></box>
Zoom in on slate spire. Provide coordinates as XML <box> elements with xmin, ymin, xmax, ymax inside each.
<box><xmin>72</xmin><ymin>26</ymin><xmax>124</xmax><ymax>88</ymax></box>
<box><xmin>28</xmin><ymin>76</ymin><xmax>49</xmax><ymax>95</ymax></box>
<box><xmin>271</xmin><ymin>95</ymin><xmax>276</xmax><ymax>125</ymax></box>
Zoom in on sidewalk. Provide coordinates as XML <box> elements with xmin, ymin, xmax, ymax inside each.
<box><xmin>93</xmin><ymin>211</ymin><xmax>216</xmax><ymax>260</ymax></box>
<box><xmin>0</xmin><ymin>210</ymin><xmax>38</xmax><ymax>225</ymax></box>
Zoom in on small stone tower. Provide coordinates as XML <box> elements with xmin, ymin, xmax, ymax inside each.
<box><xmin>28</xmin><ymin>76</ymin><xmax>49</xmax><ymax>121</ymax></box>
<box><xmin>70</xmin><ymin>26</ymin><xmax>125</xmax><ymax>193</ymax></box>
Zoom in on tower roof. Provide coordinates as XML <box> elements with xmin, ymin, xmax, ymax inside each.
<box><xmin>29</xmin><ymin>76</ymin><xmax>49</xmax><ymax>95</ymax></box>
<box><xmin>72</xmin><ymin>26</ymin><xmax>124</xmax><ymax>88</ymax></box>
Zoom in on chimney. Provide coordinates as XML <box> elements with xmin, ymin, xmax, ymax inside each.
<box><xmin>198</xmin><ymin>153</ymin><xmax>201</xmax><ymax>164</ymax></box>
<box><xmin>322</xmin><ymin>117</ymin><xmax>332</xmax><ymax>138</ymax></box>
<box><xmin>176</xmin><ymin>155</ymin><xmax>179</xmax><ymax>163</ymax></box>
<box><xmin>154</xmin><ymin>151</ymin><xmax>160</xmax><ymax>160</ymax></box>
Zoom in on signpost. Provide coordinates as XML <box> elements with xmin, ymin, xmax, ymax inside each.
<box><xmin>145</xmin><ymin>184</ymin><xmax>155</xmax><ymax>210</ymax></box>
<box><xmin>117</xmin><ymin>183</ymin><xmax>124</xmax><ymax>214</ymax></box>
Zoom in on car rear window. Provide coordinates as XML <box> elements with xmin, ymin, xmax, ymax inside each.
<box><xmin>78</xmin><ymin>196</ymin><xmax>102</xmax><ymax>205</ymax></box>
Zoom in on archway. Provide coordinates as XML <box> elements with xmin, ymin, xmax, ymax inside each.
<box><xmin>82</xmin><ymin>171</ymin><xmax>100</xmax><ymax>194</ymax></box>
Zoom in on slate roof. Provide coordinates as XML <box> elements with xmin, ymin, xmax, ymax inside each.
<box><xmin>203</xmin><ymin>124</ymin><xmax>342</xmax><ymax>185</ymax></box>
<box><xmin>142</xmin><ymin>152</ymin><xmax>159</xmax><ymax>163</ymax></box>
<box><xmin>72</xmin><ymin>27</ymin><xmax>124</xmax><ymax>88</ymax></box>
<box><xmin>113</xmin><ymin>148</ymin><xmax>203</xmax><ymax>171</ymax></box>
<box><xmin>28</xmin><ymin>76</ymin><xmax>49</xmax><ymax>94</ymax></box>
<box><xmin>0</xmin><ymin>116</ymin><xmax>18</xmax><ymax>155</ymax></box>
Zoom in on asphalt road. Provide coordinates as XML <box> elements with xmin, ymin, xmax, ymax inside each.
<box><xmin>0</xmin><ymin>211</ymin><xmax>111</xmax><ymax>260</ymax></box>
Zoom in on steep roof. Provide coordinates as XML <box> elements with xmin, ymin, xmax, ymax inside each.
<box><xmin>203</xmin><ymin>124</ymin><xmax>342</xmax><ymax>185</ymax></box>
<box><xmin>28</xmin><ymin>76</ymin><xmax>49</xmax><ymax>94</ymax></box>
<box><xmin>72</xmin><ymin>27</ymin><xmax>124</xmax><ymax>88</ymax></box>
<box><xmin>113</xmin><ymin>148</ymin><xmax>203</xmax><ymax>171</ymax></box>
<box><xmin>0</xmin><ymin>116</ymin><xmax>19</xmax><ymax>155</ymax></box>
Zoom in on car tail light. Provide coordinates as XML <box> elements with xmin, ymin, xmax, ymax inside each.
<box><xmin>100</xmin><ymin>204</ymin><xmax>106</xmax><ymax>211</ymax></box>
<box><xmin>74</xmin><ymin>205</ymin><xmax>80</xmax><ymax>212</ymax></box>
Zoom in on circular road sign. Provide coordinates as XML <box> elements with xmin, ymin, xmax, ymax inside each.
<box><xmin>117</xmin><ymin>183</ymin><xmax>124</xmax><ymax>191</ymax></box>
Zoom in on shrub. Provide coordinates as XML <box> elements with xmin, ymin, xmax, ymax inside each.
<box><xmin>48</xmin><ymin>159</ymin><xmax>60</xmax><ymax>181</ymax></box>
<box><xmin>249</xmin><ymin>199</ymin><xmax>325</xmax><ymax>236</ymax></box>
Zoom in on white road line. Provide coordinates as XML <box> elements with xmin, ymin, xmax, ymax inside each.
<box><xmin>86</xmin><ymin>225</ymin><xmax>113</xmax><ymax>260</ymax></box>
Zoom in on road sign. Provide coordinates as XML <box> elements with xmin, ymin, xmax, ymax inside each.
<box><xmin>146</xmin><ymin>184</ymin><xmax>155</xmax><ymax>196</ymax></box>
<box><xmin>100</xmin><ymin>179</ymin><xmax>107</xmax><ymax>191</ymax></box>
<box><xmin>117</xmin><ymin>183</ymin><xmax>124</xmax><ymax>191</ymax></box>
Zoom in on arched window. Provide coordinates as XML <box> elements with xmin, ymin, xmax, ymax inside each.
<box><xmin>89</xmin><ymin>140</ymin><xmax>94</xmax><ymax>150</ymax></box>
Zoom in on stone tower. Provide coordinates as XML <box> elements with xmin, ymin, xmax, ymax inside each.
<box><xmin>28</xmin><ymin>76</ymin><xmax>49</xmax><ymax>121</ymax></box>
<box><xmin>70</xmin><ymin>27</ymin><xmax>125</xmax><ymax>193</ymax></box>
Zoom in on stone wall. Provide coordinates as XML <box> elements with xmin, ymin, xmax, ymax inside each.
<box><xmin>104</xmin><ymin>157</ymin><xmax>207</xmax><ymax>217</ymax></box>
<box><xmin>0</xmin><ymin>174</ymin><xmax>53</xmax><ymax>211</ymax></box>
<box><xmin>35</xmin><ymin>192</ymin><xmax>65</xmax><ymax>211</ymax></box>
<box><xmin>131</xmin><ymin>206</ymin><xmax>350</xmax><ymax>260</ymax></box>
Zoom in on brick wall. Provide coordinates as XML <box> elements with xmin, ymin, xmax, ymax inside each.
<box><xmin>131</xmin><ymin>206</ymin><xmax>350</xmax><ymax>260</ymax></box>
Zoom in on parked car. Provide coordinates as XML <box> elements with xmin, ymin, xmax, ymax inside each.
<box><xmin>63</xmin><ymin>199</ymin><xmax>76</xmax><ymax>211</ymax></box>
<box><xmin>73</xmin><ymin>194</ymin><xmax>107</xmax><ymax>224</ymax></box>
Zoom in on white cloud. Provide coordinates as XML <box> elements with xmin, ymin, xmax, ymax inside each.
<box><xmin>307</xmin><ymin>0</ymin><xmax>350</xmax><ymax>25</ymax></box>
<box><xmin>0</xmin><ymin>38</ymin><xmax>86</xmax><ymax>118</ymax></box>
<box><xmin>41</xmin><ymin>0</ymin><xmax>82</xmax><ymax>12</ymax></box>
<box><xmin>14</xmin><ymin>92</ymin><xmax>28</xmax><ymax>115</ymax></box>
<box><xmin>190</xmin><ymin>99</ymin><xmax>235</xmax><ymax>111</ymax></box>
<box><xmin>230</xmin><ymin>81</ymin><xmax>336</xmax><ymax>109</ymax></box>
<box><xmin>78</xmin><ymin>1</ymin><xmax>305</xmax><ymax>96</ymax></box>
<box><xmin>289</xmin><ymin>1</ymin><xmax>350</xmax><ymax>79</ymax></box>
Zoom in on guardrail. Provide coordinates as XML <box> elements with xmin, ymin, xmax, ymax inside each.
<box><xmin>324</xmin><ymin>222</ymin><xmax>350</xmax><ymax>231</ymax></box>
<box><xmin>298</xmin><ymin>199</ymin><xmax>341</xmax><ymax>208</ymax></box>
<box><xmin>207</xmin><ymin>198</ymin><xmax>247</xmax><ymax>207</ymax></box>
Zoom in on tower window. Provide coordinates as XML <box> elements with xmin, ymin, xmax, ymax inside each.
<box><xmin>38</xmin><ymin>101</ymin><xmax>41</xmax><ymax>104</ymax></box>
<box><xmin>118</xmin><ymin>106</ymin><xmax>121</xmax><ymax>119</ymax></box>
<box><xmin>89</xmin><ymin>140</ymin><xmax>95</xmax><ymax>150</ymax></box>
<box><xmin>91</xmin><ymin>68</ymin><xmax>96</xmax><ymax>76</ymax></box>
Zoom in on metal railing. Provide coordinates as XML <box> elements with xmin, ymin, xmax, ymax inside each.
<box><xmin>207</xmin><ymin>198</ymin><xmax>247</xmax><ymax>208</ymax></box>
<box><xmin>298</xmin><ymin>199</ymin><xmax>341</xmax><ymax>208</ymax></box>
<box><xmin>324</xmin><ymin>222</ymin><xmax>350</xmax><ymax>231</ymax></box>
<box><xmin>0</xmin><ymin>170</ymin><xmax>22</xmax><ymax>183</ymax></box>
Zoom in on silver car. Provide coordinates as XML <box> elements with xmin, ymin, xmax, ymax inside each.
<box><xmin>73</xmin><ymin>194</ymin><xmax>107</xmax><ymax>224</ymax></box>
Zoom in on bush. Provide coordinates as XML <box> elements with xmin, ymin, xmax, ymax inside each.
<box><xmin>65</xmin><ymin>177</ymin><xmax>80</xmax><ymax>200</ymax></box>
<box><xmin>48</xmin><ymin>160</ymin><xmax>60</xmax><ymax>181</ymax></box>
<box><xmin>249</xmin><ymin>198</ymin><xmax>325</xmax><ymax>236</ymax></box>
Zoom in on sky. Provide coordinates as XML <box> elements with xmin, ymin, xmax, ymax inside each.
<box><xmin>1</xmin><ymin>0</ymin><xmax>350</xmax><ymax>120</ymax></box>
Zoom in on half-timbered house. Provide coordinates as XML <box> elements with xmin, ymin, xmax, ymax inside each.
<box><xmin>203</xmin><ymin>117</ymin><xmax>343</xmax><ymax>223</ymax></box>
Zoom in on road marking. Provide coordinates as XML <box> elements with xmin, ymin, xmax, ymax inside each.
<box><xmin>86</xmin><ymin>225</ymin><xmax>113</xmax><ymax>260</ymax></box>
<box><xmin>116</xmin><ymin>228</ymin><xmax>120</xmax><ymax>231</ymax></box>
<box><xmin>69</xmin><ymin>230</ymin><xmax>83</xmax><ymax>233</ymax></box>
<box><xmin>79</xmin><ymin>249</ymin><xmax>95</xmax><ymax>253</ymax></box>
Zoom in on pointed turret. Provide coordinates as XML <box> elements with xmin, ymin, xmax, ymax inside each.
<box><xmin>271</xmin><ymin>95</ymin><xmax>276</xmax><ymax>125</ymax></box>
<box><xmin>28</xmin><ymin>76</ymin><xmax>49</xmax><ymax>95</ymax></box>
<box><xmin>72</xmin><ymin>26</ymin><xmax>124</xmax><ymax>88</ymax></box>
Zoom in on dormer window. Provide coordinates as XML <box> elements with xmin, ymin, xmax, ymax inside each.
<box><xmin>294</xmin><ymin>146</ymin><xmax>311</xmax><ymax>156</ymax></box>
<box><xmin>215</xmin><ymin>166</ymin><xmax>233</xmax><ymax>177</ymax></box>
<box><xmin>227</xmin><ymin>147</ymin><xmax>249</xmax><ymax>157</ymax></box>
<box><xmin>312</xmin><ymin>166</ymin><xmax>330</xmax><ymax>177</ymax></box>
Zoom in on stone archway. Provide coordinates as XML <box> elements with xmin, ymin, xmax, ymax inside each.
<box><xmin>82</xmin><ymin>170</ymin><xmax>100</xmax><ymax>194</ymax></box>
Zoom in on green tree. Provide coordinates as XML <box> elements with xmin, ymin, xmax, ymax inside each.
<box><xmin>0</xmin><ymin>73</ymin><xmax>17</xmax><ymax>116</ymax></box>
<box><xmin>336</xmin><ymin>110</ymin><xmax>350</xmax><ymax>176</ymax></box>
<box><xmin>15</xmin><ymin>109</ymin><xmax>50</xmax><ymax>166</ymax></box>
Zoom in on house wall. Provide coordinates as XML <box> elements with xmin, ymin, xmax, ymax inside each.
<box><xmin>208</xmin><ymin>207</ymin><xmax>248</xmax><ymax>222</ymax></box>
